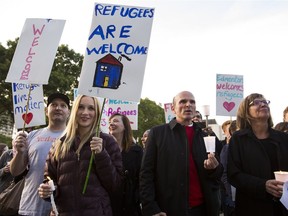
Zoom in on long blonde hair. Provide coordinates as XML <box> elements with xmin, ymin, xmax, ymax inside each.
<box><xmin>54</xmin><ymin>95</ymin><xmax>100</xmax><ymax>160</ymax></box>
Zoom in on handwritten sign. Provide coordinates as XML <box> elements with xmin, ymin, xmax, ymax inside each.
<box><xmin>216</xmin><ymin>74</ymin><xmax>243</xmax><ymax>116</ymax></box>
<box><xmin>164</xmin><ymin>103</ymin><xmax>175</xmax><ymax>123</ymax></box>
<box><xmin>12</xmin><ymin>83</ymin><xmax>46</xmax><ymax>129</ymax></box>
<box><xmin>101</xmin><ymin>99</ymin><xmax>138</xmax><ymax>133</ymax></box>
<box><xmin>5</xmin><ymin>18</ymin><xmax>65</xmax><ymax>84</ymax></box>
<box><xmin>78</xmin><ymin>3</ymin><xmax>155</xmax><ymax>102</ymax></box>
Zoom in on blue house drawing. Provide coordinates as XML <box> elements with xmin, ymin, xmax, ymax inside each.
<box><xmin>93</xmin><ymin>54</ymin><xmax>123</xmax><ymax>89</ymax></box>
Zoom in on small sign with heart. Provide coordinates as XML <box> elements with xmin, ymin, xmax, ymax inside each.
<box><xmin>216</xmin><ymin>74</ymin><xmax>243</xmax><ymax>116</ymax></box>
<box><xmin>11</xmin><ymin>83</ymin><xmax>45</xmax><ymax>129</ymax></box>
<box><xmin>22</xmin><ymin>113</ymin><xmax>33</xmax><ymax>124</ymax></box>
<box><xmin>223</xmin><ymin>102</ymin><xmax>235</xmax><ymax>112</ymax></box>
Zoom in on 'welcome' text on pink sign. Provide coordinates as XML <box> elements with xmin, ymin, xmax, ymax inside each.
<box><xmin>216</xmin><ymin>74</ymin><xmax>244</xmax><ymax>117</ymax></box>
<box><xmin>6</xmin><ymin>18</ymin><xmax>65</xmax><ymax>85</ymax></box>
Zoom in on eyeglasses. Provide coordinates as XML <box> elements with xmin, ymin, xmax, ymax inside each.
<box><xmin>249</xmin><ymin>99</ymin><xmax>270</xmax><ymax>106</ymax></box>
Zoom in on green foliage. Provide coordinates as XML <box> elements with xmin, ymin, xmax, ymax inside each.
<box><xmin>134</xmin><ymin>98</ymin><xmax>165</xmax><ymax>143</ymax></box>
<box><xmin>0</xmin><ymin>39</ymin><xmax>18</xmax><ymax>120</ymax></box>
<box><xmin>0</xmin><ymin>134</ymin><xmax>12</xmax><ymax>148</ymax></box>
<box><xmin>43</xmin><ymin>44</ymin><xmax>83</xmax><ymax>100</ymax></box>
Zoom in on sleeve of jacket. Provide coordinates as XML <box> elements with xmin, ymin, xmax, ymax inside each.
<box><xmin>94</xmin><ymin>133</ymin><xmax>123</xmax><ymax>193</ymax></box>
<box><xmin>0</xmin><ymin>151</ymin><xmax>10</xmax><ymax>178</ymax></box>
<box><xmin>139</xmin><ymin>128</ymin><xmax>162</xmax><ymax>216</ymax></box>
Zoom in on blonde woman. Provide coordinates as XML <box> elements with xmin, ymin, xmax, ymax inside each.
<box><xmin>38</xmin><ymin>95</ymin><xmax>123</xmax><ymax>216</ymax></box>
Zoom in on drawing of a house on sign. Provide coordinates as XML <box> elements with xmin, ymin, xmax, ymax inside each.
<box><xmin>93</xmin><ymin>54</ymin><xmax>123</xmax><ymax>89</ymax></box>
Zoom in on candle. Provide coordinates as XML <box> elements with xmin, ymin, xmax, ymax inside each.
<box><xmin>203</xmin><ymin>105</ymin><xmax>210</xmax><ymax>116</ymax></box>
<box><xmin>47</xmin><ymin>177</ymin><xmax>58</xmax><ymax>215</ymax></box>
<box><xmin>274</xmin><ymin>171</ymin><xmax>288</xmax><ymax>182</ymax></box>
<box><xmin>204</xmin><ymin>136</ymin><xmax>215</xmax><ymax>153</ymax></box>
<box><xmin>48</xmin><ymin>179</ymin><xmax>55</xmax><ymax>191</ymax></box>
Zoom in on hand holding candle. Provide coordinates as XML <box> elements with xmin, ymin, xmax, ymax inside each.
<box><xmin>272</xmin><ymin>171</ymin><xmax>288</xmax><ymax>199</ymax></box>
<box><xmin>47</xmin><ymin>177</ymin><xmax>58</xmax><ymax>216</ymax></box>
<box><xmin>48</xmin><ymin>179</ymin><xmax>55</xmax><ymax>191</ymax></box>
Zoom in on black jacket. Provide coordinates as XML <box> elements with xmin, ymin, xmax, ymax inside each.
<box><xmin>0</xmin><ymin>150</ymin><xmax>13</xmax><ymax>193</ymax></box>
<box><xmin>140</xmin><ymin>118</ymin><xmax>223</xmax><ymax>216</ymax></box>
<box><xmin>111</xmin><ymin>143</ymin><xmax>143</xmax><ymax>216</ymax></box>
<box><xmin>228</xmin><ymin>128</ymin><xmax>288</xmax><ymax>216</ymax></box>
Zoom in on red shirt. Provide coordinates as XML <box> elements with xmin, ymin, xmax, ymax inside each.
<box><xmin>185</xmin><ymin>125</ymin><xmax>204</xmax><ymax>207</ymax></box>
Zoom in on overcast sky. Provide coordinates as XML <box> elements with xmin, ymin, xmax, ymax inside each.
<box><xmin>2</xmin><ymin>0</ymin><xmax>288</xmax><ymax>126</ymax></box>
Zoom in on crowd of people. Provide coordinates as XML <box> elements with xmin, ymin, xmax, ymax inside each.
<box><xmin>1</xmin><ymin>91</ymin><xmax>288</xmax><ymax>216</ymax></box>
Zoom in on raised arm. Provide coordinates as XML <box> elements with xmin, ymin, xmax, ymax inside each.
<box><xmin>10</xmin><ymin>132</ymin><xmax>29</xmax><ymax>176</ymax></box>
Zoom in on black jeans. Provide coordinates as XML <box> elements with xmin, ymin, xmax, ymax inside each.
<box><xmin>188</xmin><ymin>204</ymin><xmax>206</xmax><ymax>216</ymax></box>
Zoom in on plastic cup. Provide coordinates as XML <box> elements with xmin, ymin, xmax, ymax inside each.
<box><xmin>274</xmin><ymin>171</ymin><xmax>288</xmax><ymax>182</ymax></box>
<box><xmin>204</xmin><ymin>136</ymin><xmax>215</xmax><ymax>153</ymax></box>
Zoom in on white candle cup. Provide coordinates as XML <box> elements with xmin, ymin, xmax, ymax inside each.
<box><xmin>204</xmin><ymin>136</ymin><xmax>215</xmax><ymax>153</ymax></box>
<box><xmin>274</xmin><ymin>171</ymin><xmax>288</xmax><ymax>182</ymax></box>
<box><xmin>203</xmin><ymin>105</ymin><xmax>210</xmax><ymax>116</ymax></box>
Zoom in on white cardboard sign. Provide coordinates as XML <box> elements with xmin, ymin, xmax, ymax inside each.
<box><xmin>12</xmin><ymin>83</ymin><xmax>46</xmax><ymax>129</ymax></box>
<box><xmin>216</xmin><ymin>74</ymin><xmax>244</xmax><ymax>116</ymax></box>
<box><xmin>78</xmin><ymin>3</ymin><xmax>155</xmax><ymax>102</ymax></box>
<box><xmin>6</xmin><ymin>18</ymin><xmax>65</xmax><ymax>84</ymax></box>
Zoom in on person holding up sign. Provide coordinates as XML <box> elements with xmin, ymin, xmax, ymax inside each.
<box><xmin>10</xmin><ymin>92</ymin><xmax>70</xmax><ymax>216</ymax></box>
<box><xmin>38</xmin><ymin>95</ymin><xmax>123</xmax><ymax>215</ymax></box>
<box><xmin>228</xmin><ymin>93</ymin><xmax>288</xmax><ymax>216</ymax></box>
<box><xmin>140</xmin><ymin>91</ymin><xmax>223</xmax><ymax>216</ymax></box>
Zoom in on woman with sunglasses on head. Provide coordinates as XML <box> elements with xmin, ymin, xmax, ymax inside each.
<box><xmin>227</xmin><ymin>93</ymin><xmax>288</xmax><ymax>216</ymax></box>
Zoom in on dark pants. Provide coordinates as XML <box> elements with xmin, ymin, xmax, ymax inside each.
<box><xmin>188</xmin><ymin>204</ymin><xmax>206</xmax><ymax>216</ymax></box>
<box><xmin>223</xmin><ymin>205</ymin><xmax>235</xmax><ymax>216</ymax></box>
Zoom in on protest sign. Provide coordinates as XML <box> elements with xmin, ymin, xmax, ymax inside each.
<box><xmin>164</xmin><ymin>103</ymin><xmax>175</xmax><ymax>123</ymax></box>
<box><xmin>216</xmin><ymin>74</ymin><xmax>243</xmax><ymax>116</ymax></box>
<box><xmin>12</xmin><ymin>83</ymin><xmax>45</xmax><ymax>129</ymax></box>
<box><xmin>78</xmin><ymin>3</ymin><xmax>155</xmax><ymax>102</ymax></box>
<box><xmin>101</xmin><ymin>99</ymin><xmax>138</xmax><ymax>133</ymax></box>
<box><xmin>5</xmin><ymin>18</ymin><xmax>65</xmax><ymax>84</ymax></box>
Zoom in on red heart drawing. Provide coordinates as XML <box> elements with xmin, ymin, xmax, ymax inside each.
<box><xmin>22</xmin><ymin>113</ymin><xmax>33</xmax><ymax>124</ymax></box>
<box><xmin>223</xmin><ymin>102</ymin><xmax>235</xmax><ymax>112</ymax></box>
